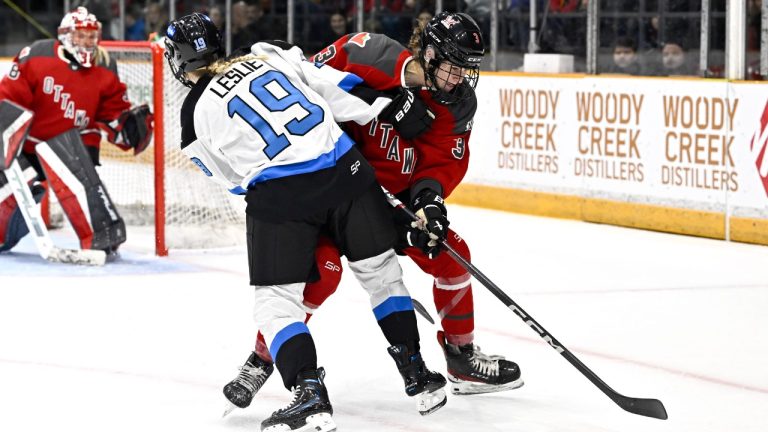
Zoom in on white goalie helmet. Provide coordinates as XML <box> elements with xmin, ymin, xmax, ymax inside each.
<box><xmin>58</xmin><ymin>6</ymin><xmax>102</xmax><ymax>68</ymax></box>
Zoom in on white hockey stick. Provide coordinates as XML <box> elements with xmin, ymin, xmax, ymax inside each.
<box><xmin>5</xmin><ymin>160</ymin><xmax>106</xmax><ymax>266</ymax></box>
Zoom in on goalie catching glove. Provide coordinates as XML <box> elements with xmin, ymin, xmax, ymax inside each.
<box><xmin>378</xmin><ymin>87</ymin><xmax>434</xmax><ymax>139</ymax></box>
<box><xmin>101</xmin><ymin>104</ymin><xmax>154</xmax><ymax>155</ymax></box>
<box><xmin>411</xmin><ymin>188</ymin><xmax>449</xmax><ymax>246</ymax></box>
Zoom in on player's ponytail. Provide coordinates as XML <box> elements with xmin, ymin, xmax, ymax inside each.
<box><xmin>94</xmin><ymin>46</ymin><xmax>109</xmax><ymax>67</ymax></box>
<box><xmin>409</xmin><ymin>19</ymin><xmax>428</xmax><ymax>57</ymax></box>
<box><xmin>203</xmin><ymin>54</ymin><xmax>268</xmax><ymax>76</ymax></box>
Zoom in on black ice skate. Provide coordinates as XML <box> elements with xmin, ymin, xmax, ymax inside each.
<box><xmin>437</xmin><ymin>330</ymin><xmax>524</xmax><ymax>395</ymax></box>
<box><xmin>222</xmin><ymin>351</ymin><xmax>274</xmax><ymax>417</ymax></box>
<box><xmin>387</xmin><ymin>344</ymin><xmax>448</xmax><ymax>415</ymax></box>
<box><xmin>261</xmin><ymin>367</ymin><xmax>336</xmax><ymax>432</ymax></box>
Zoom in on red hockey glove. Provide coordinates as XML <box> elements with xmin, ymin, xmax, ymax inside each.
<box><xmin>101</xmin><ymin>104</ymin><xmax>154</xmax><ymax>155</ymax></box>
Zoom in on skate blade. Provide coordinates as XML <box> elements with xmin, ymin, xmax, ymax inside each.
<box><xmin>222</xmin><ymin>402</ymin><xmax>238</xmax><ymax>418</ymax></box>
<box><xmin>416</xmin><ymin>388</ymin><xmax>447</xmax><ymax>416</ymax></box>
<box><xmin>262</xmin><ymin>413</ymin><xmax>336</xmax><ymax>432</ymax></box>
<box><xmin>450</xmin><ymin>375</ymin><xmax>524</xmax><ymax>395</ymax></box>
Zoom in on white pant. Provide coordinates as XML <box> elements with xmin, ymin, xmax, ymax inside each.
<box><xmin>253</xmin><ymin>248</ymin><xmax>412</xmax><ymax>357</ymax></box>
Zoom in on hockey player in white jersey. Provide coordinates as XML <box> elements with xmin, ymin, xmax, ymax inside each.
<box><xmin>164</xmin><ymin>13</ymin><xmax>447</xmax><ymax>432</ymax></box>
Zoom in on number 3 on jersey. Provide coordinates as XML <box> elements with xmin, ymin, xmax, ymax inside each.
<box><xmin>228</xmin><ymin>70</ymin><xmax>324</xmax><ymax>159</ymax></box>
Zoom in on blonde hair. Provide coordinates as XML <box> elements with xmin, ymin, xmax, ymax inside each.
<box><xmin>408</xmin><ymin>20</ymin><xmax>427</xmax><ymax>57</ymax></box>
<box><xmin>202</xmin><ymin>53</ymin><xmax>268</xmax><ymax>76</ymax></box>
<box><xmin>95</xmin><ymin>46</ymin><xmax>109</xmax><ymax>66</ymax></box>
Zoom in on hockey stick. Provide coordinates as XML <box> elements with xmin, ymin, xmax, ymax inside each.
<box><xmin>381</xmin><ymin>187</ymin><xmax>668</xmax><ymax>420</ymax></box>
<box><xmin>411</xmin><ymin>298</ymin><xmax>435</xmax><ymax>324</ymax></box>
<box><xmin>5</xmin><ymin>160</ymin><xmax>106</xmax><ymax>266</ymax></box>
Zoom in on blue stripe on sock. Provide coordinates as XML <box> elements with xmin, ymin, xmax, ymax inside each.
<box><xmin>373</xmin><ymin>296</ymin><xmax>414</xmax><ymax>321</ymax></box>
<box><xmin>270</xmin><ymin>322</ymin><xmax>311</xmax><ymax>359</ymax></box>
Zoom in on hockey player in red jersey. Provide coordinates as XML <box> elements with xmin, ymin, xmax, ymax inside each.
<box><xmin>0</xmin><ymin>7</ymin><xmax>153</xmax><ymax>258</ymax></box>
<box><xmin>222</xmin><ymin>12</ymin><xmax>523</xmax><ymax>413</ymax></box>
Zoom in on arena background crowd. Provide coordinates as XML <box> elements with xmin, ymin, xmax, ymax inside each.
<box><xmin>0</xmin><ymin>0</ymin><xmax>765</xmax><ymax>79</ymax></box>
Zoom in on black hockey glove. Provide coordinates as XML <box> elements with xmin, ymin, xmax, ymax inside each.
<box><xmin>378</xmin><ymin>87</ymin><xmax>434</xmax><ymax>140</ymax></box>
<box><xmin>411</xmin><ymin>189</ymin><xmax>449</xmax><ymax>243</ymax></box>
<box><xmin>397</xmin><ymin>223</ymin><xmax>443</xmax><ymax>259</ymax></box>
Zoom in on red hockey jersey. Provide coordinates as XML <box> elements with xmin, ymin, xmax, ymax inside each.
<box><xmin>311</xmin><ymin>33</ymin><xmax>476</xmax><ymax>198</ymax></box>
<box><xmin>0</xmin><ymin>40</ymin><xmax>131</xmax><ymax>154</ymax></box>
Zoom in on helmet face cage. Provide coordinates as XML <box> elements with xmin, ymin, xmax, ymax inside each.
<box><xmin>163</xmin><ymin>13</ymin><xmax>224</xmax><ymax>88</ymax></box>
<box><xmin>58</xmin><ymin>7</ymin><xmax>102</xmax><ymax>68</ymax></box>
<box><xmin>420</xmin><ymin>12</ymin><xmax>485</xmax><ymax>104</ymax></box>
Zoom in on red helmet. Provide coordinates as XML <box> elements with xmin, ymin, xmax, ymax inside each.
<box><xmin>58</xmin><ymin>7</ymin><xmax>102</xmax><ymax>68</ymax></box>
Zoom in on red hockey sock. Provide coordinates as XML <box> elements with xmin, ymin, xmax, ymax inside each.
<box><xmin>433</xmin><ymin>273</ymin><xmax>475</xmax><ymax>346</ymax></box>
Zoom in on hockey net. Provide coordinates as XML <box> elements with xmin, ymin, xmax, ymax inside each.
<box><xmin>71</xmin><ymin>41</ymin><xmax>245</xmax><ymax>255</ymax></box>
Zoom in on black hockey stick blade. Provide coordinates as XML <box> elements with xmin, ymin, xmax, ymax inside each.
<box><xmin>412</xmin><ymin>298</ymin><xmax>435</xmax><ymax>324</ymax></box>
<box><xmin>614</xmin><ymin>394</ymin><xmax>668</xmax><ymax>420</ymax></box>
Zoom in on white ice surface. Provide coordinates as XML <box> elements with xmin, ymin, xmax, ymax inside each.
<box><xmin>1</xmin><ymin>205</ymin><xmax>767</xmax><ymax>432</ymax></box>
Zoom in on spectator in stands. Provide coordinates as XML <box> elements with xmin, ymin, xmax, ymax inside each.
<box><xmin>605</xmin><ymin>37</ymin><xmax>643</xmax><ymax>75</ymax></box>
<box><xmin>660</xmin><ymin>40</ymin><xmax>697</xmax><ymax>76</ymax></box>
<box><xmin>125</xmin><ymin>4</ymin><xmax>147</xmax><ymax>41</ymax></box>
<box><xmin>144</xmin><ymin>2</ymin><xmax>169</xmax><ymax>40</ymax></box>
<box><xmin>209</xmin><ymin>5</ymin><xmax>225</xmax><ymax>32</ymax></box>
<box><xmin>245</xmin><ymin>2</ymin><xmax>279</xmax><ymax>41</ymax></box>
<box><xmin>320</xmin><ymin>11</ymin><xmax>349</xmax><ymax>48</ymax></box>
<box><xmin>641</xmin><ymin>15</ymin><xmax>661</xmax><ymax>50</ymax></box>
<box><xmin>230</xmin><ymin>1</ymin><xmax>255</xmax><ymax>50</ymax></box>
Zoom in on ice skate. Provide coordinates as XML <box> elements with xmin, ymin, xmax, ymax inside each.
<box><xmin>222</xmin><ymin>351</ymin><xmax>274</xmax><ymax>417</ymax></box>
<box><xmin>387</xmin><ymin>344</ymin><xmax>448</xmax><ymax>415</ymax></box>
<box><xmin>261</xmin><ymin>368</ymin><xmax>336</xmax><ymax>432</ymax></box>
<box><xmin>437</xmin><ymin>331</ymin><xmax>524</xmax><ymax>395</ymax></box>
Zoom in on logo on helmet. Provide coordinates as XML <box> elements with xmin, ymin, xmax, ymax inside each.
<box><xmin>193</xmin><ymin>37</ymin><xmax>208</xmax><ymax>52</ymax></box>
<box><xmin>441</xmin><ymin>15</ymin><xmax>460</xmax><ymax>29</ymax></box>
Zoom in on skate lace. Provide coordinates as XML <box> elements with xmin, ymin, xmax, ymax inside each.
<box><xmin>469</xmin><ymin>345</ymin><xmax>500</xmax><ymax>377</ymax></box>
<box><xmin>236</xmin><ymin>363</ymin><xmax>269</xmax><ymax>393</ymax></box>
<box><xmin>278</xmin><ymin>384</ymin><xmax>303</xmax><ymax>412</ymax></box>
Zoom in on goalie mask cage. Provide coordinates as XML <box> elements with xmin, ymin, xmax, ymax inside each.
<box><xmin>89</xmin><ymin>41</ymin><xmax>246</xmax><ymax>255</ymax></box>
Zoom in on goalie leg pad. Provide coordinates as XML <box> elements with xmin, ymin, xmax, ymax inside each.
<box><xmin>0</xmin><ymin>158</ymin><xmax>44</xmax><ymax>252</ymax></box>
<box><xmin>35</xmin><ymin>129</ymin><xmax>126</xmax><ymax>251</ymax></box>
<box><xmin>0</xmin><ymin>100</ymin><xmax>34</xmax><ymax>170</ymax></box>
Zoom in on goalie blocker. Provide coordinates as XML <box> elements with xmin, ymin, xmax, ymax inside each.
<box><xmin>1</xmin><ymin>126</ymin><xmax>126</xmax><ymax>254</ymax></box>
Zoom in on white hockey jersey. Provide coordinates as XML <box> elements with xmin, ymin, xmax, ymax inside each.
<box><xmin>180</xmin><ymin>42</ymin><xmax>391</xmax><ymax>194</ymax></box>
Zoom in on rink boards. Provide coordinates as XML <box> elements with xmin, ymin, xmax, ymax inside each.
<box><xmin>455</xmin><ymin>72</ymin><xmax>768</xmax><ymax>246</ymax></box>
